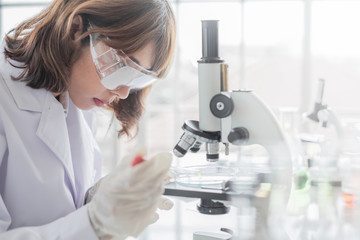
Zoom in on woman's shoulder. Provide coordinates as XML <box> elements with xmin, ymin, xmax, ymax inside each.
<box><xmin>0</xmin><ymin>56</ymin><xmax>49</xmax><ymax>114</ymax></box>
<box><xmin>0</xmin><ymin>40</ymin><xmax>23</xmax><ymax>105</ymax></box>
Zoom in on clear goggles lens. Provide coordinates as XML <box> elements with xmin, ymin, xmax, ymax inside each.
<box><xmin>89</xmin><ymin>33</ymin><xmax>157</xmax><ymax>91</ymax></box>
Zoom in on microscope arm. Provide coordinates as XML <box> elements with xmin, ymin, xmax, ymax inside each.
<box><xmin>317</xmin><ymin>108</ymin><xmax>344</xmax><ymax>160</ymax></box>
<box><xmin>229</xmin><ymin>90</ymin><xmax>293</xmax><ymax>208</ymax></box>
<box><xmin>318</xmin><ymin>108</ymin><xmax>344</xmax><ymax>139</ymax></box>
<box><xmin>230</xmin><ymin>91</ymin><xmax>292</xmax><ymax>166</ymax></box>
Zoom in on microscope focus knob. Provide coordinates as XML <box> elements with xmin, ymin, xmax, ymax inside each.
<box><xmin>210</xmin><ymin>94</ymin><xmax>234</xmax><ymax>118</ymax></box>
<box><xmin>228</xmin><ymin>127</ymin><xmax>249</xmax><ymax>146</ymax></box>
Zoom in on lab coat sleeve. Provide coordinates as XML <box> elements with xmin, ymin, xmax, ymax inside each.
<box><xmin>0</xmin><ymin>205</ymin><xmax>99</xmax><ymax>240</ymax></box>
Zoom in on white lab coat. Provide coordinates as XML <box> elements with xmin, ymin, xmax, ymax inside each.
<box><xmin>0</xmin><ymin>42</ymin><xmax>102</xmax><ymax>239</ymax></box>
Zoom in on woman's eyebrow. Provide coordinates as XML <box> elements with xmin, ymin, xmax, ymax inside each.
<box><xmin>129</xmin><ymin>56</ymin><xmax>153</xmax><ymax>71</ymax></box>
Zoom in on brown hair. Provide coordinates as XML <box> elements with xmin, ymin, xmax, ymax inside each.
<box><xmin>4</xmin><ymin>0</ymin><xmax>176</xmax><ymax>137</ymax></box>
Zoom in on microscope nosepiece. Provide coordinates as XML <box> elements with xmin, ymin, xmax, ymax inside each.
<box><xmin>206</xmin><ymin>142</ymin><xmax>220</xmax><ymax>162</ymax></box>
<box><xmin>190</xmin><ymin>141</ymin><xmax>202</xmax><ymax>153</ymax></box>
<box><xmin>173</xmin><ymin>132</ymin><xmax>196</xmax><ymax>158</ymax></box>
<box><xmin>173</xmin><ymin>146</ymin><xmax>186</xmax><ymax>158</ymax></box>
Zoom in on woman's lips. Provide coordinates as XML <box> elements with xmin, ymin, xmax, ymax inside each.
<box><xmin>94</xmin><ymin>98</ymin><xmax>107</xmax><ymax>107</ymax></box>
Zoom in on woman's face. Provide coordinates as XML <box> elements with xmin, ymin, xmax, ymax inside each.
<box><xmin>68</xmin><ymin>41</ymin><xmax>155</xmax><ymax>110</ymax></box>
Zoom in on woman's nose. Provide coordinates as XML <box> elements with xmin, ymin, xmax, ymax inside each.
<box><xmin>110</xmin><ymin>85</ymin><xmax>131</xmax><ymax>100</ymax></box>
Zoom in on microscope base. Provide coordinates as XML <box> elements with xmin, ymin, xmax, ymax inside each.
<box><xmin>197</xmin><ymin>199</ymin><xmax>230</xmax><ymax>215</ymax></box>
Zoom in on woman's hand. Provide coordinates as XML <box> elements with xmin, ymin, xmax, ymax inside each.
<box><xmin>87</xmin><ymin>150</ymin><xmax>173</xmax><ymax>240</ymax></box>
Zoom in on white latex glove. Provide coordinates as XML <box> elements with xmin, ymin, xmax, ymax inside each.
<box><xmin>149</xmin><ymin>196</ymin><xmax>174</xmax><ymax>223</ymax></box>
<box><xmin>88</xmin><ymin>150</ymin><xmax>172</xmax><ymax>240</ymax></box>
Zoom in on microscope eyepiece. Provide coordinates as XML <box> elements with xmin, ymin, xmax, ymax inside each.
<box><xmin>199</xmin><ymin>20</ymin><xmax>223</xmax><ymax>63</ymax></box>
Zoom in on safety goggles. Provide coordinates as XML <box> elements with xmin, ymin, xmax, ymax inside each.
<box><xmin>89</xmin><ymin>33</ymin><xmax>157</xmax><ymax>91</ymax></box>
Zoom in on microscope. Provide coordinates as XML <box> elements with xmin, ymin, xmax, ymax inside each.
<box><xmin>300</xmin><ymin>78</ymin><xmax>344</xmax><ymax>185</ymax></box>
<box><xmin>165</xmin><ymin>20</ymin><xmax>293</xmax><ymax>239</ymax></box>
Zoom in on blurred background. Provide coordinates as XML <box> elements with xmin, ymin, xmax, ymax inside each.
<box><xmin>2</xmin><ymin>0</ymin><xmax>360</xmax><ymax>239</ymax></box>
<box><xmin>3</xmin><ymin>0</ymin><xmax>360</xmax><ymax>168</ymax></box>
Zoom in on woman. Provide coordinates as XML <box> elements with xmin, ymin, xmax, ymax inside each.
<box><xmin>0</xmin><ymin>0</ymin><xmax>176</xmax><ymax>239</ymax></box>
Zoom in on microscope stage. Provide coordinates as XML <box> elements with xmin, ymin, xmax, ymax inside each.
<box><xmin>164</xmin><ymin>182</ymin><xmax>228</xmax><ymax>200</ymax></box>
<box><xmin>164</xmin><ymin>182</ymin><xmax>256</xmax><ymax>201</ymax></box>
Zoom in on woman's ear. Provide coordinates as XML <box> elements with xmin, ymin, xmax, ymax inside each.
<box><xmin>70</xmin><ymin>15</ymin><xmax>83</xmax><ymax>41</ymax></box>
